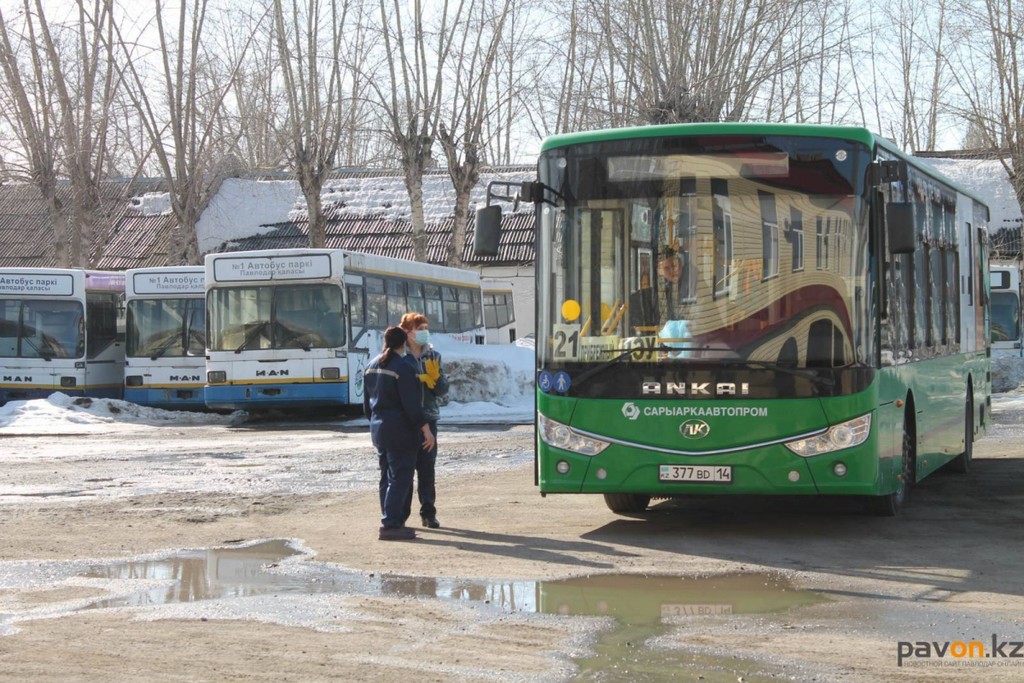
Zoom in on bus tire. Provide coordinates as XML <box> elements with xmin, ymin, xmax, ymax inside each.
<box><xmin>868</xmin><ymin>411</ymin><xmax>914</xmax><ymax>517</ymax></box>
<box><xmin>603</xmin><ymin>493</ymin><xmax>651</xmax><ymax>514</ymax></box>
<box><xmin>949</xmin><ymin>394</ymin><xmax>973</xmax><ymax>474</ymax></box>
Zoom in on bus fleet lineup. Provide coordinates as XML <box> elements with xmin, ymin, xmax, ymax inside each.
<box><xmin>0</xmin><ymin>249</ymin><xmax>518</xmax><ymax>412</ymax></box>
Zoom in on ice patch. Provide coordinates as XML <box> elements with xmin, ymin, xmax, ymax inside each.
<box><xmin>0</xmin><ymin>393</ymin><xmax>246</xmax><ymax>435</ymax></box>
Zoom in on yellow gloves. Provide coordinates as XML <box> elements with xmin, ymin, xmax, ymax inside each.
<box><xmin>418</xmin><ymin>358</ymin><xmax>441</xmax><ymax>389</ymax></box>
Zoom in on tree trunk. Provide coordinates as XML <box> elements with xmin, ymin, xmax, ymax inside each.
<box><xmin>41</xmin><ymin>183</ymin><xmax>69</xmax><ymax>268</ymax></box>
<box><xmin>404</xmin><ymin>167</ymin><xmax>429</xmax><ymax>262</ymax></box>
<box><xmin>304</xmin><ymin>178</ymin><xmax>326</xmax><ymax>249</ymax></box>
<box><xmin>448</xmin><ymin>187</ymin><xmax>471</xmax><ymax>269</ymax></box>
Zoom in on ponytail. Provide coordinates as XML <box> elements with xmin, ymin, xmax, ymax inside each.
<box><xmin>379</xmin><ymin>326</ymin><xmax>408</xmax><ymax>365</ymax></box>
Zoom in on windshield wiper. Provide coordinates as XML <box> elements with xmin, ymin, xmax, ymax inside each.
<box><xmin>281</xmin><ymin>327</ymin><xmax>311</xmax><ymax>351</ymax></box>
<box><xmin>234</xmin><ymin>320</ymin><xmax>270</xmax><ymax>353</ymax></box>
<box><xmin>19</xmin><ymin>334</ymin><xmax>54</xmax><ymax>361</ymax></box>
<box><xmin>571</xmin><ymin>344</ymin><xmax>679</xmax><ymax>388</ymax></box>
<box><xmin>150</xmin><ymin>334</ymin><xmax>184</xmax><ymax>360</ymax></box>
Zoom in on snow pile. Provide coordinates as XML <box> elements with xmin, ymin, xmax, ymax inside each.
<box><xmin>0</xmin><ymin>393</ymin><xmax>245</xmax><ymax>435</ymax></box>
<box><xmin>195</xmin><ymin>178</ymin><xmax>302</xmax><ymax>253</ymax></box>
<box><xmin>992</xmin><ymin>355</ymin><xmax>1024</xmax><ymax>393</ymax></box>
<box><xmin>129</xmin><ymin>192</ymin><xmax>173</xmax><ymax>216</ymax></box>
<box><xmin>430</xmin><ymin>336</ymin><xmax>534</xmax><ymax>405</ymax></box>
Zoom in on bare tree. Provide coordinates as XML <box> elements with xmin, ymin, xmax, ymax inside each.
<box><xmin>438</xmin><ymin>0</ymin><xmax>513</xmax><ymax>268</ymax></box>
<box><xmin>0</xmin><ymin>1</ymin><xmax>70</xmax><ymax>266</ymax></box>
<box><xmin>272</xmin><ymin>0</ymin><xmax>351</xmax><ymax>248</ymax></box>
<box><xmin>947</xmin><ymin>0</ymin><xmax>1024</xmax><ymax>233</ymax></box>
<box><xmin>113</xmin><ymin>0</ymin><xmax>265</xmax><ymax>264</ymax></box>
<box><xmin>33</xmin><ymin>0</ymin><xmax>122</xmax><ymax>267</ymax></box>
<box><xmin>372</xmin><ymin>0</ymin><xmax>468</xmax><ymax>262</ymax></box>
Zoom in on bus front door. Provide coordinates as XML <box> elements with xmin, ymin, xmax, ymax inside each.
<box><xmin>346</xmin><ymin>278</ymin><xmax>370</xmax><ymax>405</ymax></box>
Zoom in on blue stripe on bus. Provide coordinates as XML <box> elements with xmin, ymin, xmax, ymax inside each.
<box><xmin>205</xmin><ymin>382</ymin><xmax>349</xmax><ymax>411</ymax></box>
<box><xmin>124</xmin><ymin>387</ymin><xmax>207</xmax><ymax>411</ymax></box>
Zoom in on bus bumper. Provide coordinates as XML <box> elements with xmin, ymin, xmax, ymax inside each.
<box><xmin>539</xmin><ymin>437</ymin><xmax>880</xmax><ymax>496</ymax></box>
<box><xmin>0</xmin><ymin>387</ymin><xmax>80</xmax><ymax>405</ymax></box>
<box><xmin>205</xmin><ymin>382</ymin><xmax>348</xmax><ymax>411</ymax></box>
<box><xmin>125</xmin><ymin>387</ymin><xmax>207</xmax><ymax>411</ymax></box>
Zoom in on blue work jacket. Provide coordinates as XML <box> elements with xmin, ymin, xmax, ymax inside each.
<box><xmin>362</xmin><ymin>352</ymin><xmax>428</xmax><ymax>453</ymax></box>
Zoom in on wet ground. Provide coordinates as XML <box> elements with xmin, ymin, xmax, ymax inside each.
<box><xmin>3</xmin><ymin>402</ymin><xmax>1024</xmax><ymax>680</ymax></box>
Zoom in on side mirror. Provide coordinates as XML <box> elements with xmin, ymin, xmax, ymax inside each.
<box><xmin>886</xmin><ymin>202</ymin><xmax>916</xmax><ymax>254</ymax></box>
<box><xmin>474</xmin><ymin>205</ymin><xmax>502</xmax><ymax>257</ymax></box>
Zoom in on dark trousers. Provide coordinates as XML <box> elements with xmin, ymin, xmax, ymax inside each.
<box><xmin>377</xmin><ymin>446</ymin><xmax>417</xmax><ymax>528</ymax></box>
<box><xmin>403</xmin><ymin>420</ymin><xmax>438</xmax><ymax>521</ymax></box>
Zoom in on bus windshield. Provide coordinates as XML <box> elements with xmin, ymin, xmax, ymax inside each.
<box><xmin>208</xmin><ymin>284</ymin><xmax>345</xmax><ymax>351</ymax></box>
<box><xmin>991</xmin><ymin>291</ymin><xmax>1020</xmax><ymax>342</ymax></box>
<box><xmin>0</xmin><ymin>299</ymin><xmax>84</xmax><ymax>358</ymax></box>
<box><xmin>537</xmin><ymin>135</ymin><xmax>873</xmax><ymax>393</ymax></box>
<box><xmin>126</xmin><ymin>298</ymin><xmax>206</xmax><ymax>358</ymax></box>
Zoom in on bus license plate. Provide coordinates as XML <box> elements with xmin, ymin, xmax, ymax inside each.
<box><xmin>659</xmin><ymin>465</ymin><xmax>732</xmax><ymax>483</ymax></box>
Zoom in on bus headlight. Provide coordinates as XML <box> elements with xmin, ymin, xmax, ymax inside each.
<box><xmin>538</xmin><ymin>413</ymin><xmax>610</xmax><ymax>456</ymax></box>
<box><xmin>784</xmin><ymin>414</ymin><xmax>872</xmax><ymax>457</ymax></box>
<box><xmin>207</xmin><ymin>371</ymin><xmax>227</xmax><ymax>384</ymax></box>
<box><xmin>320</xmin><ymin>367</ymin><xmax>341</xmax><ymax>380</ymax></box>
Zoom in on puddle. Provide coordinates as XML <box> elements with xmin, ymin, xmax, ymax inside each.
<box><xmin>3</xmin><ymin>541</ymin><xmax>827</xmax><ymax>682</ymax></box>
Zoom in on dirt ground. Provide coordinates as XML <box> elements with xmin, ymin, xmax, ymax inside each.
<box><xmin>3</xmin><ymin>417</ymin><xmax>1024</xmax><ymax>681</ymax></box>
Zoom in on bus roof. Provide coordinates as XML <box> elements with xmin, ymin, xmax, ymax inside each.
<box><xmin>539</xmin><ymin>123</ymin><xmax>990</xmax><ymax>211</ymax></box>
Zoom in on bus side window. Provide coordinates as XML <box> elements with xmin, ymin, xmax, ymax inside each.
<box><xmin>348</xmin><ymin>285</ymin><xmax>365</xmax><ymax>328</ymax></box>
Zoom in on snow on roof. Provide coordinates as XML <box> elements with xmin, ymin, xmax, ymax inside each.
<box><xmin>128</xmin><ymin>192</ymin><xmax>173</xmax><ymax>216</ymax></box>
<box><xmin>195</xmin><ymin>169</ymin><xmax>534</xmax><ymax>255</ymax></box>
<box><xmin>195</xmin><ymin>178</ymin><xmax>302</xmax><ymax>253</ymax></box>
<box><xmin>916</xmin><ymin>157</ymin><xmax>1022</xmax><ymax>229</ymax></box>
<box><xmin>305</xmin><ymin>169</ymin><xmax>535</xmax><ymax>222</ymax></box>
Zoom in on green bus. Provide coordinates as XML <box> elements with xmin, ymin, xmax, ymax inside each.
<box><xmin>476</xmin><ymin>123</ymin><xmax>992</xmax><ymax>516</ymax></box>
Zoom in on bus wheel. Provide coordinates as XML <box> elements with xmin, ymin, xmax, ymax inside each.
<box><xmin>603</xmin><ymin>493</ymin><xmax>651</xmax><ymax>514</ymax></box>
<box><xmin>949</xmin><ymin>394</ymin><xmax>974</xmax><ymax>474</ymax></box>
<box><xmin>868</xmin><ymin>413</ymin><xmax>914</xmax><ymax>517</ymax></box>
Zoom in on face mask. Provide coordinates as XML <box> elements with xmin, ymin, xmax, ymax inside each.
<box><xmin>414</xmin><ymin>330</ymin><xmax>430</xmax><ymax>346</ymax></box>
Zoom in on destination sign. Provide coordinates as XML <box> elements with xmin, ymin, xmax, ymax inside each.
<box><xmin>133</xmin><ymin>272</ymin><xmax>205</xmax><ymax>295</ymax></box>
<box><xmin>0</xmin><ymin>273</ymin><xmax>74</xmax><ymax>296</ymax></box>
<box><xmin>213</xmin><ymin>255</ymin><xmax>333</xmax><ymax>282</ymax></box>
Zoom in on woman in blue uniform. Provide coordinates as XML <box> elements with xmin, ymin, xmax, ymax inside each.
<box><xmin>362</xmin><ymin>326</ymin><xmax>436</xmax><ymax>541</ymax></box>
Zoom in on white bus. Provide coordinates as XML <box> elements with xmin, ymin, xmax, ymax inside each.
<box><xmin>124</xmin><ymin>266</ymin><xmax>207</xmax><ymax>410</ymax></box>
<box><xmin>991</xmin><ymin>264</ymin><xmax>1022</xmax><ymax>358</ymax></box>
<box><xmin>0</xmin><ymin>268</ymin><xmax>125</xmax><ymax>405</ymax></box>
<box><xmin>204</xmin><ymin>249</ymin><xmax>485</xmax><ymax>411</ymax></box>
<box><xmin>481</xmin><ymin>279</ymin><xmax>518</xmax><ymax>344</ymax></box>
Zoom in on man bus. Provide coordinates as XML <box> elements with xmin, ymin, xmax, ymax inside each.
<box><xmin>476</xmin><ymin>123</ymin><xmax>991</xmax><ymax>516</ymax></box>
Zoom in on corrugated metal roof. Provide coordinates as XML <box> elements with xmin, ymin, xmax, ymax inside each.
<box><xmin>0</xmin><ymin>179</ymin><xmax>173</xmax><ymax>269</ymax></box>
<box><xmin>220</xmin><ymin>210</ymin><xmax>536</xmax><ymax>265</ymax></box>
<box><xmin>0</xmin><ymin>166</ymin><xmax>538</xmax><ymax>270</ymax></box>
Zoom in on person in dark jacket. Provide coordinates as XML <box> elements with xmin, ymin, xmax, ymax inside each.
<box><xmin>399</xmin><ymin>312</ymin><xmax>449</xmax><ymax>528</ymax></box>
<box><xmin>363</xmin><ymin>326</ymin><xmax>436</xmax><ymax>541</ymax></box>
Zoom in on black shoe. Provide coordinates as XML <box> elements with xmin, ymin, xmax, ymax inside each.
<box><xmin>379</xmin><ymin>526</ymin><xmax>417</xmax><ymax>541</ymax></box>
<box><xmin>421</xmin><ymin>516</ymin><xmax>441</xmax><ymax>529</ymax></box>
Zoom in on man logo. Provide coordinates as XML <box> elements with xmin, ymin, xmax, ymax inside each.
<box><xmin>680</xmin><ymin>419</ymin><xmax>711</xmax><ymax>439</ymax></box>
<box><xmin>622</xmin><ymin>402</ymin><xmax>640</xmax><ymax>420</ymax></box>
